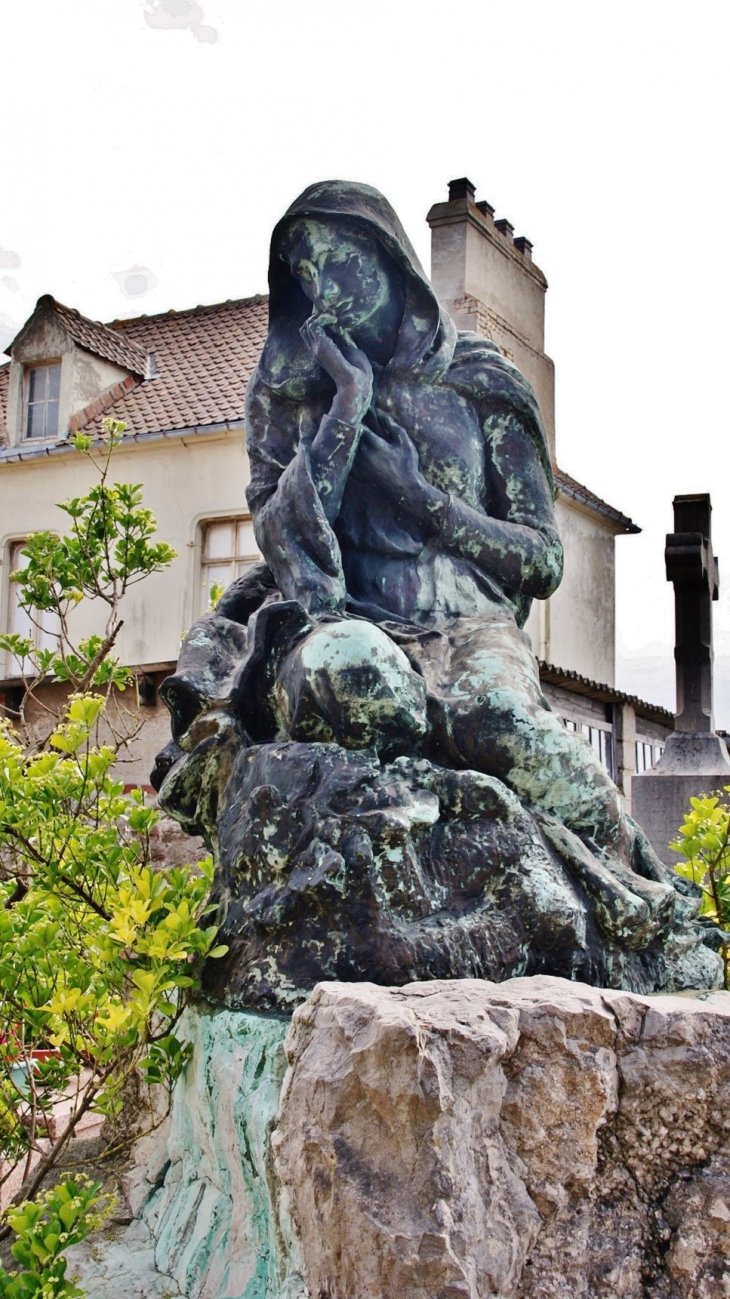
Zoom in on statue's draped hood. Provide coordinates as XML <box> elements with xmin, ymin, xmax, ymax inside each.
<box><xmin>257</xmin><ymin>179</ymin><xmax>458</xmax><ymax>396</ymax></box>
<box><xmin>245</xmin><ymin>178</ymin><xmax>554</xmax><ymax>621</ymax></box>
<box><xmin>254</xmin><ymin>178</ymin><xmax>552</xmax><ymax>487</ymax></box>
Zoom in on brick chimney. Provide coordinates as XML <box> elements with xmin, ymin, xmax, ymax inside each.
<box><xmin>427</xmin><ymin>179</ymin><xmax>556</xmax><ymax>461</ymax></box>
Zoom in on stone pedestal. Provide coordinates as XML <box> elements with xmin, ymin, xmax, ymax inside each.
<box><xmin>68</xmin><ymin>1006</ymin><xmax>306</xmax><ymax>1299</ymax></box>
<box><xmin>632</xmin><ymin>731</ymin><xmax>730</xmax><ymax>866</ymax></box>
<box><xmin>69</xmin><ymin>977</ymin><xmax>730</xmax><ymax>1299</ymax></box>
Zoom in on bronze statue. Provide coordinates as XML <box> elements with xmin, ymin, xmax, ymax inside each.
<box><xmin>153</xmin><ymin>181</ymin><xmax>721</xmax><ymax>1010</ymax></box>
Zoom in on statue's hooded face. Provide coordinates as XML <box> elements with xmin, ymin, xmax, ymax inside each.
<box><xmin>257</xmin><ymin>180</ymin><xmax>457</xmax><ymax>399</ymax></box>
<box><xmin>280</xmin><ymin>219</ymin><xmax>394</xmax><ymax>334</ymax></box>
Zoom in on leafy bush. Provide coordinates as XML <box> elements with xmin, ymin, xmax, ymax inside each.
<box><xmin>0</xmin><ymin>421</ymin><xmax>225</xmax><ymax>1287</ymax></box>
<box><xmin>0</xmin><ymin>1175</ymin><xmax>115</xmax><ymax>1297</ymax></box>
<box><xmin>672</xmin><ymin>787</ymin><xmax>730</xmax><ymax>985</ymax></box>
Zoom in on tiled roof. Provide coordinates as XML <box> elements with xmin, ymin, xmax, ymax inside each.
<box><xmin>555</xmin><ymin>467</ymin><xmax>639</xmax><ymax>534</ymax></box>
<box><xmin>74</xmin><ymin>296</ymin><xmax>269</xmax><ymax>436</ymax></box>
<box><xmin>1</xmin><ymin>295</ymin><xmax>269</xmax><ymax>443</ymax></box>
<box><xmin>51</xmin><ymin>299</ymin><xmax>148</xmax><ymax>376</ymax></box>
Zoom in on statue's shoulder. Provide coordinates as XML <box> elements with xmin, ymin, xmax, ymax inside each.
<box><xmin>448</xmin><ymin>329</ymin><xmax>518</xmax><ymax>381</ymax></box>
<box><xmin>444</xmin><ymin>329</ymin><xmax>535</xmax><ymax>394</ymax></box>
<box><xmin>454</xmin><ymin>329</ymin><xmax>502</xmax><ymax>357</ymax></box>
<box><xmin>444</xmin><ymin>330</ymin><xmax>551</xmax><ymax>480</ymax></box>
<box><xmin>446</xmin><ymin>330</ymin><xmax>540</xmax><ymax>417</ymax></box>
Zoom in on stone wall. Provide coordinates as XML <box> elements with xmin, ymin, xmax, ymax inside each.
<box><xmin>69</xmin><ymin>976</ymin><xmax>730</xmax><ymax>1298</ymax></box>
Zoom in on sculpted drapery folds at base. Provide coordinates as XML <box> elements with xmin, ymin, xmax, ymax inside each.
<box><xmin>153</xmin><ymin>181</ymin><xmax>722</xmax><ymax>1009</ymax></box>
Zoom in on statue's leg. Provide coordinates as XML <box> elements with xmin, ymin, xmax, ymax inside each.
<box><xmin>413</xmin><ymin>615</ymin><xmax>680</xmax><ymax>939</ymax></box>
<box><xmin>276</xmin><ymin>618</ymin><xmax>428</xmax><ymax>753</ymax></box>
<box><xmin>419</xmin><ymin>615</ymin><xmax>632</xmax><ymax>850</ymax></box>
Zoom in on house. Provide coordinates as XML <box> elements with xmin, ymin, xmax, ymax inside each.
<box><xmin>0</xmin><ymin>182</ymin><xmax>672</xmax><ymax>805</ymax></box>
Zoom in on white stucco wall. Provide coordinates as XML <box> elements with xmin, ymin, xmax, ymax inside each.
<box><xmin>0</xmin><ymin>430</ymin><xmax>252</xmax><ymax>674</ymax></box>
<box><xmin>523</xmin><ymin>496</ymin><xmax>617</xmax><ymax>685</ymax></box>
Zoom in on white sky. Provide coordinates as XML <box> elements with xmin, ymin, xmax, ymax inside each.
<box><xmin>2</xmin><ymin>0</ymin><xmax>729</xmax><ymax>723</ymax></box>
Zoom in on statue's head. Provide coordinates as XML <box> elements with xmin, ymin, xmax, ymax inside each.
<box><xmin>256</xmin><ymin>180</ymin><xmax>457</xmax><ymax>399</ymax></box>
<box><xmin>279</xmin><ymin>218</ymin><xmax>397</xmax><ymax>339</ymax></box>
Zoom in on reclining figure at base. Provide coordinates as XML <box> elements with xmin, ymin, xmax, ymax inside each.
<box><xmin>152</xmin><ymin>181</ymin><xmax>722</xmax><ymax>1009</ymax></box>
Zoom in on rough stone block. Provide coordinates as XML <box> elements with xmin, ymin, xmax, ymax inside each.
<box><xmin>275</xmin><ymin>977</ymin><xmax>730</xmax><ymax>1298</ymax></box>
<box><xmin>69</xmin><ymin>978</ymin><xmax>730</xmax><ymax>1298</ymax></box>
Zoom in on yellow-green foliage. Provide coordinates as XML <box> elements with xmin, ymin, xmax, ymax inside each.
<box><xmin>0</xmin><ymin>421</ymin><xmax>224</xmax><ymax>1293</ymax></box>
<box><xmin>0</xmin><ymin>702</ymin><xmax>226</xmax><ymax>1186</ymax></box>
<box><xmin>672</xmin><ymin>788</ymin><xmax>730</xmax><ymax>984</ymax></box>
<box><xmin>0</xmin><ymin>1174</ymin><xmax>116</xmax><ymax>1297</ymax></box>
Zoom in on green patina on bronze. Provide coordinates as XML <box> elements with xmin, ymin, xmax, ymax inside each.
<box><xmin>152</xmin><ymin>180</ymin><xmax>723</xmax><ymax>1011</ymax></box>
<box><xmin>138</xmin><ymin>1006</ymin><xmax>304</xmax><ymax>1299</ymax></box>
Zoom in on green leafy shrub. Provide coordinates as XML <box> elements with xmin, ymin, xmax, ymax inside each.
<box><xmin>0</xmin><ymin>421</ymin><xmax>225</xmax><ymax>1289</ymax></box>
<box><xmin>0</xmin><ymin>722</ymin><xmax>223</xmax><ymax>1185</ymax></box>
<box><xmin>672</xmin><ymin>787</ymin><xmax>730</xmax><ymax>985</ymax></box>
<box><xmin>0</xmin><ymin>1175</ymin><xmax>115</xmax><ymax>1297</ymax></box>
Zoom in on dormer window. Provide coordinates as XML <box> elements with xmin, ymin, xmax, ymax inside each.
<box><xmin>26</xmin><ymin>363</ymin><xmax>61</xmax><ymax>439</ymax></box>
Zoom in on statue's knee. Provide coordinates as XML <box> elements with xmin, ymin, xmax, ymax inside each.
<box><xmin>277</xmin><ymin>620</ymin><xmax>428</xmax><ymax>752</ymax></box>
<box><xmin>433</xmin><ymin>681</ymin><xmax>533</xmax><ymax>772</ymax></box>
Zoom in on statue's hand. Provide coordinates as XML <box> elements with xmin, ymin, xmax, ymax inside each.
<box><xmin>301</xmin><ymin>314</ymin><xmax>373</xmax><ymax>425</ymax></box>
<box><xmin>359</xmin><ymin>414</ymin><xmax>448</xmax><ymax>535</ymax></box>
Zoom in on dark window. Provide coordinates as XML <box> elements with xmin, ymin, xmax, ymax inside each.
<box><xmin>562</xmin><ymin>716</ymin><xmax>614</xmax><ymax>777</ymax></box>
<box><xmin>26</xmin><ymin>363</ymin><xmax>61</xmax><ymax>439</ymax></box>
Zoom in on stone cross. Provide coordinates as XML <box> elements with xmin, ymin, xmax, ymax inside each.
<box><xmin>665</xmin><ymin>493</ymin><xmax>719</xmax><ymax>734</ymax></box>
<box><xmin>633</xmin><ymin>490</ymin><xmax>730</xmax><ymax>866</ymax></box>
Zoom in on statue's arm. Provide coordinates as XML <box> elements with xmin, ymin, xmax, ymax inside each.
<box><xmin>308</xmin><ymin>413</ymin><xmax>363</xmax><ymax>524</ymax></box>
<box><xmin>247</xmin><ymin>324</ymin><xmax>372</xmax><ymax>530</ymax></box>
<box><xmin>246</xmin><ymin>381</ymin><xmax>360</xmax><ymax>524</ymax></box>
<box><xmin>244</xmin><ymin>377</ymin><xmax>349</xmax><ymax>613</ymax></box>
<box><xmin>436</xmin><ymin>408</ymin><xmax>563</xmax><ymax>599</ymax></box>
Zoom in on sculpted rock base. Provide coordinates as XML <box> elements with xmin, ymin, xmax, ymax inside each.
<box><xmin>70</xmin><ymin>977</ymin><xmax>730</xmax><ymax>1298</ymax></box>
<box><xmin>158</xmin><ymin>736</ymin><xmax>721</xmax><ymax>1013</ymax></box>
<box><xmin>68</xmin><ymin>1007</ymin><xmax>306</xmax><ymax>1299</ymax></box>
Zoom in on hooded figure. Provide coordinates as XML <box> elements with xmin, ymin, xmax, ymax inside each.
<box><xmin>245</xmin><ymin>179</ymin><xmax>560</xmax><ymax>628</ymax></box>
<box><xmin>156</xmin><ymin>181</ymin><xmax>694</xmax><ymax>958</ymax></box>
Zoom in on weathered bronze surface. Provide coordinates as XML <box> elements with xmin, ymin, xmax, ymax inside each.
<box><xmin>152</xmin><ymin>181</ymin><xmax>721</xmax><ymax>1010</ymax></box>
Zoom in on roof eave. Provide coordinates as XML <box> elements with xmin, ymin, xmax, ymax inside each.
<box><xmin>0</xmin><ymin>418</ymin><xmax>247</xmax><ymax>464</ymax></box>
<box><xmin>538</xmin><ymin>659</ymin><xmax>673</xmax><ymax>724</ymax></box>
<box><xmin>555</xmin><ymin>471</ymin><xmax>640</xmax><ymax>535</ymax></box>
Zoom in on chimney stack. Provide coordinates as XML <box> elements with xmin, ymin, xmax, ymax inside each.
<box><xmin>427</xmin><ymin>178</ymin><xmax>554</xmax><ymax>462</ymax></box>
<box><xmin>447</xmin><ymin>177</ymin><xmax>476</xmax><ymax>203</ymax></box>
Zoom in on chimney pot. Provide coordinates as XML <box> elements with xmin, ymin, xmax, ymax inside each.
<box><xmin>514</xmin><ymin>235</ymin><xmax>533</xmax><ymax>260</ymax></box>
<box><xmin>448</xmin><ymin>177</ymin><xmax>476</xmax><ymax>203</ymax></box>
<box><xmin>495</xmin><ymin>218</ymin><xmax>515</xmax><ymax>242</ymax></box>
<box><xmin>476</xmin><ymin>199</ymin><xmax>495</xmax><ymax>220</ymax></box>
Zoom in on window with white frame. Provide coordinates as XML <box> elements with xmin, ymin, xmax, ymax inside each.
<box><xmin>200</xmin><ymin>517</ymin><xmax>260</xmax><ymax>612</ymax></box>
<box><xmin>25</xmin><ymin>363</ymin><xmax>62</xmax><ymax>440</ymax></box>
<box><xmin>635</xmin><ymin>740</ymin><xmax>664</xmax><ymax>773</ymax></box>
<box><xmin>4</xmin><ymin>541</ymin><xmax>60</xmax><ymax>676</ymax></box>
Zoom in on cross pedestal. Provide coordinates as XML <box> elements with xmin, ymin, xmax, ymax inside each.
<box><xmin>632</xmin><ymin>494</ymin><xmax>730</xmax><ymax>865</ymax></box>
